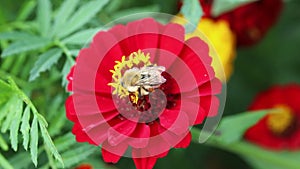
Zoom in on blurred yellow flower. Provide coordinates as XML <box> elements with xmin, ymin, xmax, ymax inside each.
<box><xmin>172</xmin><ymin>16</ymin><xmax>236</xmax><ymax>81</ymax></box>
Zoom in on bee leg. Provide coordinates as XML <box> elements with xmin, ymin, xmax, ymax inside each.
<box><xmin>148</xmin><ymin>88</ymin><xmax>154</xmax><ymax>92</ymax></box>
<box><xmin>138</xmin><ymin>87</ymin><xmax>143</xmax><ymax>97</ymax></box>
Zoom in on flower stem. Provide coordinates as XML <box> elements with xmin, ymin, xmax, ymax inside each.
<box><xmin>54</xmin><ymin>40</ymin><xmax>75</xmax><ymax>65</ymax></box>
<box><xmin>191</xmin><ymin>128</ymin><xmax>299</xmax><ymax>169</ymax></box>
<box><xmin>6</xmin><ymin>77</ymin><xmax>39</xmax><ymax>116</ymax></box>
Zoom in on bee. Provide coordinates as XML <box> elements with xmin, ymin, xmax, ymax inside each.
<box><xmin>120</xmin><ymin>65</ymin><xmax>166</xmax><ymax>100</ymax></box>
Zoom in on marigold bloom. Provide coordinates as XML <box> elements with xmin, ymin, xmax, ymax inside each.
<box><xmin>172</xmin><ymin>16</ymin><xmax>236</xmax><ymax>81</ymax></box>
<box><xmin>66</xmin><ymin>18</ymin><xmax>221</xmax><ymax>169</ymax></box>
<box><xmin>245</xmin><ymin>84</ymin><xmax>300</xmax><ymax>150</ymax></box>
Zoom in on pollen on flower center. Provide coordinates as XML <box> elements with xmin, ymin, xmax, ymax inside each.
<box><xmin>108</xmin><ymin>50</ymin><xmax>152</xmax><ymax>97</ymax></box>
<box><xmin>267</xmin><ymin>105</ymin><xmax>295</xmax><ymax>135</ymax></box>
<box><xmin>108</xmin><ymin>50</ymin><xmax>166</xmax><ymax>104</ymax></box>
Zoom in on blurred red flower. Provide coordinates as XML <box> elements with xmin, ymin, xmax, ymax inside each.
<box><xmin>75</xmin><ymin>164</ymin><xmax>93</xmax><ymax>169</ymax></box>
<box><xmin>195</xmin><ymin>0</ymin><xmax>283</xmax><ymax>46</ymax></box>
<box><xmin>199</xmin><ymin>0</ymin><xmax>213</xmax><ymax>17</ymax></box>
<box><xmin>245</xmin><ymin>84</ymin><xmax>300</xmax><ymax>150</ymax></box>
<box><xmin>218</xmin><ymin>0</ymin><xmax>283</xmax><ymax>46</ymax></box>
<box><xmin>65</xmin><ymin>18</ymin><xmax>221</xmax><ymax>169</ymax></box>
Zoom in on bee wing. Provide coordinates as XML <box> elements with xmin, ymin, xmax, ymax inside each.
<box><xmin>143</xmin><ymin>65</ymin><xmax>165</xmax><ymax>72</ymax></box>
<box><xmin>136</xmin><ymin>66</ymin><xmax>166</xmax><ymax>86</ymax></box>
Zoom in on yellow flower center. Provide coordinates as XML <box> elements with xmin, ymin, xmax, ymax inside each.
<box><xmin>267</xmin><ymin>105</ymin><xmax>294</xmax><ymax>135</ymax></box>
<box><xmin>108</xmin><ymin>50</ymin><xmax>152</xmax><ymax>102</ymax></box>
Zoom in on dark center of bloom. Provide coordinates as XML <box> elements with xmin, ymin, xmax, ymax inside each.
<box><xmin>267</xmin><ymin>104</ymin><xmax>296</xmax><ymax>136</ymax></box>
<box><xmin>108</xmin><ymin>50</ymin><xmax>178</xmax><ymax>123</ymax></box>
<box><xmin>247</xmin><ymin>27</ymin><xmax>261</xmax><ymax>41</ymax></box>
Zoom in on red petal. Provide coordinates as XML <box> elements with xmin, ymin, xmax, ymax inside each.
<box><xmin>102</xmin><ymin>140</ymin><xmax>128</xmax><ymax>163</ymax></box>
<box><xmin>118</xmin><ymin>18</ymin><xmax>160</xmax><ymax>56</ymax></box>
<box><xmin>65</xmin><ymin>96</ymin><xmax>77</xmax><ymax>122</ymax></box>
<box><xmin>129</xmin><ymin>123</ymin><xmax>150</xmax><ymax>148</ymax></box>
<box><xmin>155</xmin><ymin>23</ymin><xmax>185</xmax><ymax>69</ymax></box>
<box><xmin>159</xmin><ymin>109</ymin><xmax>189</xmax><ymax>134</ymax></box>
<box><xmin>107</xmin><ymin>118</ymin><xmax>137</xmax><ymax>146</ymax></box>
<box><xmin>102</xmin><ymin>148</ymin><xmax>120</xmax><ymax>164</ymax></box>
<box><xmin>133</xmin><ymin>157</ymin><xmax>158</xmax><ymax>169</ymax></box>
<box><xmin>108</xmin><ymin>24</ymin><xmax>127</xmax><ymax>43</ymax></box>
<box><xmin>181</xmin><ymin>78</ymin><xmax>222</xmax><ymax>98</ymax></box>
<box><xmin>184</xmin><ymin>37</ymin><xmax>212</xmax><ymax>65</ymax></box>
<box><xmin>244</xmin><ymin>117</ymin><xmax>286</xmax><ymax>150</ymax></box>
<box><xmin>154</xmin><ymin>150</ymin><xmax>169</xmax><ymax>158</ymax></box>
<box><xmin>289</xmin><ymin>129</ymin><xmax>300</xmax><ymax>150</ymax></box>
<box><xmin>92</xmin><ymin>31</ymin><xmax>124</xmax><ymax>83</ymax></box>
<box><xmin>95</xmin><ymin>94</ymin><xmax>117</xmax><ymax>113</ymax></box>
<box><xmin>72</xmin><ymin>123</ymin><xmax>96</xmax><ymax>145</ymax></box>
<box><xmin>200</xmin><ymin>95</ymin><xmax>220</xmax><ymax>117</ymax></box>
<box><xmin>167</xmin><ymin>37</ymin><xmax>215</xmax><ymax>94</ymax></box>
<box><xmin>66</xmin><ymin>66</ymin><xmax>74</xmax><ymax>91</ymax></box>
<box><xmin>72</xmin><ymin>48</ymin><xmax>108</xmax><ymax>93</ymax></box>
<box><xmin>283</xmin><ymin>84</ymin><xmax>300</xmax><ymax>113</ymax></box>
<box><xmin>178</xmin><ymin>100</ymin><xmax>206</xmax><ymax>125</ymax></box>
<box><xmin>174</xmin><ymin>131</ymin><xmax>192</xmax><ymax>148</ymax></box>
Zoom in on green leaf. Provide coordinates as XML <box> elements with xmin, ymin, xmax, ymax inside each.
<box><xmin>192</xmin><ymin>128</ymin><xmax>300</xmax><ymax>169</ymax></box>
<box><xmin>111</xmin><ymin>5</ymin><xmax>160</xmax><ymax>21</ymax></box>
<box><xmin>57</xmin><ymin>144</ymin><xmax>98</xmax><ymax>168</ymax></box>
<box><xmin>9</xmin><ymin>151</ymin><xmax>32</xmax><ymax>169</ymax></box>
<box><xmin>48</xmin><ymin>108</ymin><xmax>66</xmax><ymax>136</ymax></box>
<box><xmin>38</xmin><ymin>121</ymin><xmax>64</xmax><ymax>166</ymax></box>
<box><xmin>37</xmin><ymin>114</ymin><xmax>48</xmax><ymax>127</ymax></box>
<box><xmin>57</xmin><ymin>0</ymin><xmax>109</xmax><ymax>38</ymax></box>
<box><xmin>62</xmin><ymin>28</ymin><xmax>100</xmax><ymax>45</ymax></box>
<box><xmin>9</xmin><ymin>100</ymin><xmax>23</xmax><ymax>151</ymax></box>
<box><xmin>211</xmin><ymin>0</ymin><xmax>256</xmax><ymax>17</ymax></box>
<box><xmin>0</xmin><ymin>31</ymin><xmax>34</xmax><ymax>40</ymax></box>
<box><xmin>1</xmin><ymin>37</ymin><xmax>52</xmax><ymax>57</ymax></box>
<box><xmin>0</xmin><ymin>101</ymin><xmax>11</xmax><ymax>125</ymax></box>
<box><xmin>47</xmin><ymin>95</ymin><xmax>63</xmax><ymax>121</ymax></box>
<box><xmin>30</xmin><ymin>116</ymin><xmax>39</xmax><ymax>167</ymax></box>
<box><xmin>20</xmin><ymin>105</ymin><xmax>31</xmax><ymax>150</ymax></box>
<box><xmin>0</xmin><ymin>153</ymin><xmax>14</xmax><ymax>169</ymax></box>
<box><xmin>1</xmin><ymin>96</ymin><xmax>18</xmax><ymax>133</ymax></box>
<box><xmin>29</xmin><ymin>48</ymin><xmax>62</xmax><ymax>81</ymax></box>
<box><xmin>61</xmin><ymin>58</ymin><xmax>73</xmax><ymax>86</ymax></box>
<box><xmin>244</xmin><ymin>151</ymin><xmax>300</xmax><ymax>169</ymax></box>
<box><xmin>104</xmin><ymin>0</ymin><xmax>123</xmax><ymax>13</ymax></box>
<box><xmin>37</xmin><ymin>0</ymin><xmax>52</xmax><ymax>36</ymax></box>
<box><xmin>69</xmin><ymin>49</ymin><xmax>80</xmax><ymax>56</ymax></box>
<box><xmin>180</xmin><ymin>0</ymin><xmax>203</xmax><ymax>33</ymax></box>
<box><xmin>54</xmin><ymin>133</ymin><xmax>76</xmax><ymax>152</ymax></box>
<box><xmin>17</xmin><ymin>0</ymin><xmax>37</xmax><ymax>21</ymax></box>
<box><xmin>51</xmin><ymin>0</ymin><xmax>80</xmax><ymax>37</ymax></box>
<box><xmin>0</xmin><ymin>79</ymin><xmax>13</xmax><ymax>97</ymax></box>
<box><xmin>0</xmin><ymin>134</ymin><xmax>8</xmax><ymax>151</ymax></box>
<box><xmin>245</xmin><ymin>156</ymin><xmax>283</xmax><ymax>169</ymax></box>
<box><xmin>217</xmin><ymin>110</ymin><xmax>268</xmax><ymax>143</ymax></box>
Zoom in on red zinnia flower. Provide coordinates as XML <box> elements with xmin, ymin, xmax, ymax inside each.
<box><xmin>245</xmin><ymin>84</ymin><xmax>300</xmax><ymax>150</ymax></box>
<box><xmin>66</xmin><ymin>18</ymin><xmax>221</xmax><ymax>169</ymax></box>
